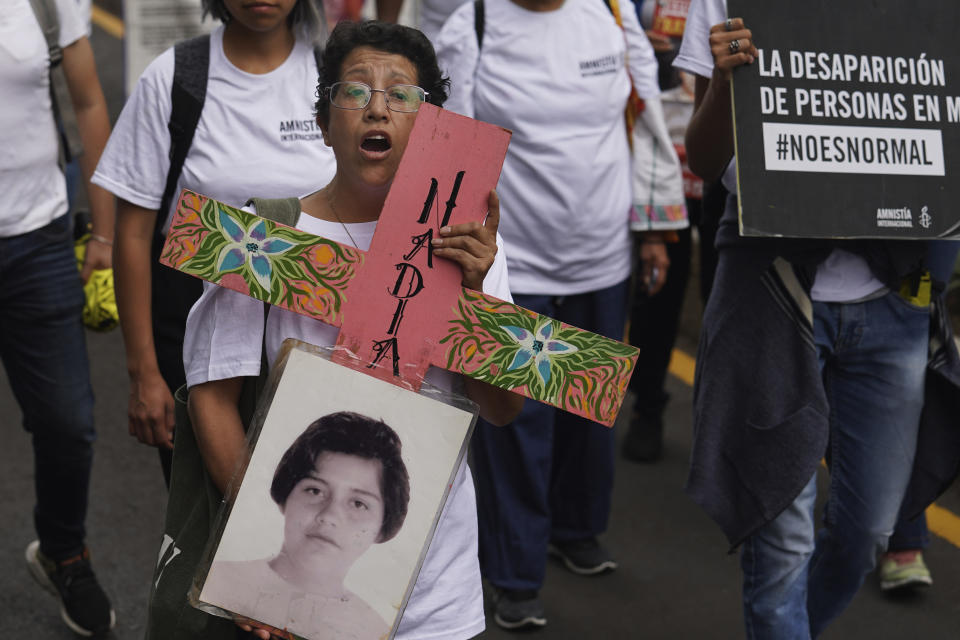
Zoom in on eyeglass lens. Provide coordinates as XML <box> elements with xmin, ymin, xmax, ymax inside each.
<box><xmin>330</xmin><ymin>82</ymin><xmax>426</xmax><ymax>112</ymax></box>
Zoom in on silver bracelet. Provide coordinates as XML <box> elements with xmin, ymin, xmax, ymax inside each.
<box><xmin>90</xmin><ymin>233</ymin><xmax>113</xmax><ymax>247</ymax></box>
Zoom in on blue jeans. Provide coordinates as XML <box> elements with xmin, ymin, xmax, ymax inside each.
<box><xmin>472</xmin><ymin>280</ymin><xmax>628</xmax><ymax>590</ymax></box>
<box><xmin>0</xmin><ymin>214</ymin><xmax>96</xmax><ymax>561</ymax></box>
<box><xmin>741</xmin><ymin>291</ymin><xmax>929</xmax><ymax>639</ymax></box>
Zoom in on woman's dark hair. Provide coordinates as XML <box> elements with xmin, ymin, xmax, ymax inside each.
<box><xmin>314</xmin><ymin>20</ymin><xmax>450</xmax><ymax>128</ymax></box>
<box><xmin>270</xmin><ymin>411</ymin><xmax>410</xmax><ymax>542</ymax></box>
<box><xmin>201</xmin><ymin>0</ymin><xmax>326</xmax><ymax>42</ymax></box>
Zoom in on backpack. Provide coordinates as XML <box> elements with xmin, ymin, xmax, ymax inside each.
<box><xmin>28</xmin><ymin>0</ymin><xmax>83</xmax><ymax>164</ymax></box>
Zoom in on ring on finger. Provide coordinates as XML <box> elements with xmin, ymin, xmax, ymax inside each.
<box><xmin>729</xmin><ymin>39</ymin><xmax>741</xmax><ymax>54</ymax></box>
<box><xmin>725</xmin><ymin>18</ymin><xmax>734</xmax><ymax>31</ymax></box>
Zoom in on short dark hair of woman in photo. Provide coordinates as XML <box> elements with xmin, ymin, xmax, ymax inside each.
<box><xmin>271</xmin><ymin>411</ymin><xmax>410</xmax><ymax>544</ymax></box>
<box><xmin>313</xmin><ymin>20</ymin><xmax>450</xmax><ymax>128</ymax></box>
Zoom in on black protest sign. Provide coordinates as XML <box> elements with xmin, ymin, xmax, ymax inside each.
<box><xmin>729</xmin><ymin>0</ymin><xmax>960</xmax><ymax>239</ymax></box>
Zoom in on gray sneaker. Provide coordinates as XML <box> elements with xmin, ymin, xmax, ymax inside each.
<box><xmin>493</xmin><ymin>589</ymin><xmax>547</xmax><ymax>631</ymax></box>
<box><xmin>26</xmin><ymin>540</ymin><xmax>116</xmax><ymax>637</ymax></box>
<box><xmin>548</xmin><ymin>538</ymin><xmax>618</xmax><ymax>576</ymax></box>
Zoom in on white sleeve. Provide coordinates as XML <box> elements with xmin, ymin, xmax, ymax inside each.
<box><xmin>54</xmin><ymin>0</ymin><xmax>86</xmax><ymax>47</ymax></box>
<box><xmin>674</xmin><ymin>0</ymin><xmax>727</xmax><ymax>79</ymax></box>
<box><xmin>481</xmin><ymin>232</ymin><xmax>513</xmax><ymax>303</ymax></box>
<box><xmin>184</xmin><ymin>282</ymin><xmax>266</xmax><ymax>388</ymax></box>
<box><xmin>434</xmin><ymin>2</ymin><xmax>479</xmax><ymax>119</ymax></box>
<box><xmin>92</xmin><ymin>49</ymin><xmax>176</xmax><ymax>210</ymax></box>
<box><xmin>619</xmin><ymin>1</ymin><xmax>660</xmax><ymax>100</ymax></box>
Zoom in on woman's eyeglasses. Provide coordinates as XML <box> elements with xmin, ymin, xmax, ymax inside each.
<box><xmin>327</xmin><ymin>81</ymin><xmax>429</xmax><ymax>113</ymax></box>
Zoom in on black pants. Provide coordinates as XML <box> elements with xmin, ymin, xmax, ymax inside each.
<box><xmin>628</xmin><ymin>182</ymin><xmax>724</xmax><ymax>408</ymax></box>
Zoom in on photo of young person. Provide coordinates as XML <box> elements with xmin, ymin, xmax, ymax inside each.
<box><xmin>197</xmin><ymin>343</ymin><xmax>477</xmax><ymax>640</ymax></box>
<box><xmin>202</xmin><ymin>411</ymin><xmax>408</xmax><ymax>639</ymax></box>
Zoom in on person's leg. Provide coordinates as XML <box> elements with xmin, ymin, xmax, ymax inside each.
<box><xmin>472</xmin><ymin>293</ymin><xmax>558</xmax><ymax>591</ymax></box>
<box><xmin>0</xmin><ymin>214</ymin><xmax>114</xmax><ymax>634</ymax></box>
<box><xmin>741</xmin><ymin>472</ymin><xmax>818</xmax><ymax>640</ymax></box>
<box><xmin>550</xmin><ymin>281</ymin><xmax>628</xmax><ymax>561</ymax></box>
<box><xmin>806</xmin><ymin>294</ymin><xmax>928</xmax><ymax>636</ymax></box>
<box><xmin>887</xmin><ymin>511</ymin><xmax>931</xmax><ymax>552</ymax></box>
<box><xmin>624</xmin><ymin>229</ymin><xmax>691</xmax><ymax>461</ymax></box>
<box><xmin>0</xmin><ymin>214</ymin><xmax>95</xmax><ymax>560</ymax></box>
<box><xmin>877</xmin><ymin>242</ymin><xmax>956</xmax><ymax>588</ymax></box>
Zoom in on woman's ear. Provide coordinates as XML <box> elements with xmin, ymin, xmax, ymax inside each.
<box><xmin>317</xmin><ymin>115</ymin><xmax>331</xmax><ymax>147</ymax></box>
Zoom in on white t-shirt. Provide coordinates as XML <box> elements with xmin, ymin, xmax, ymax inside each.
<box><xmin>184</xmin><ymin>210</ymin><xmax>513</xmax><ymax>640</ymax></box>
<box><xmin>674</xmin><ymin>0</ymin><xmax>884</xmax><ymax>301</ymax></box>
<box><xmin>436</xmin><ymin>0</ymin><xmax>659</xmax><ymax>295</ymax></box>
<box><xmin>0</xmin><ymin>0</ymin><xmax>85</xmax><ymax>237</ymax></box>
<box><xmin>74</xmin><ymin>0</ymin><xmax>92</xmax><ymax>35</ymax></box>
<box><xmin>418</xmin><ymin>0</ymin><xmax>470</xmax><ymax>43</ymax></box>
<box><xmin>93</xmin><ymin>26</ymin><xmax>337</xmax><ymax>235</ymax></box>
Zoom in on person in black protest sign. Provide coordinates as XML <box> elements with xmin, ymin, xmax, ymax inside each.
<box><xmin>673</xmin><ymin>3</ymin><xmax>957</xmax><ymax>638</ymax></box>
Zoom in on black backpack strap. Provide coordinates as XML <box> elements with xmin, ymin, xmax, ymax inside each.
<box><xmin>155</xmin><ymin>34</ymin><xmax>211</xmax><ymax>246</ymax></box>
<box><xmin>245</xmin><ymin>197</ymin><xmax>302</xmax><ymax>227</ymax></box>
<box><xmin>474</xmin><ymin>0</ymin><xmax>485</xmax><ymax>50</ymax></box>
<box><xmin>28</xmin><ymin>0</ymin><xmax>83</xmax><ymax>162</ymax></box>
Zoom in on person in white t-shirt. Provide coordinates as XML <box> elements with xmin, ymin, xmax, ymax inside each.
<box><xmin>2</xmin><ymin>0</ymin><xmax>115</xmax><ymax>634</ymax></box>
<box><xmin>183</xmin><ymin>20</ymin><xmax>522</xmax><ymax>640</ymax></box>
<box><xmin>93</xmin><ymin>0</ymin><xmax>335</xmax><ymax>484</ymax></box>
<box><xmin>435</xmin><ymin>0</ymin><xmax>669</xmax><ymax>630</ymax></box>
<box><xmin>676</xmin><ymin>2</ymin><xmax>931</xmax><ymax>638</ymax></box>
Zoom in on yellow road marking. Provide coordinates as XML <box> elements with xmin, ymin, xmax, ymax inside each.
<box><xmin>671</xmin><ymin>348</ymin><xmax>960</xmax><ymax>550</ymax></box>
<box><xmin>668</xmin><ymin>348</ymin><xmax>696</xmax><ymax>387</ymax></box>
<box><xmin>927</xmin><ymin>503</ymin><xmax>960</xmax><ymax>547</ymax></box>
<box><xmin>91</xmin><ymin>5</ymin><xmax>124</xmax><ymax>39</ymax></box>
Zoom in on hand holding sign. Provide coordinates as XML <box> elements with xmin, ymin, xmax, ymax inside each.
<box><xmin>709</xmin><ymin>17</ymin><xmax>757</xmax><ymax>79</ymax></box>
<box><xmin>432</xmin><ymin>190</ymin><xmax>500</xmax><ymax>291</ymax></box>
<box><xmin>729</xmin><ymin>0</ymin><xmax>960</xmax><ymax>238</ymax></box>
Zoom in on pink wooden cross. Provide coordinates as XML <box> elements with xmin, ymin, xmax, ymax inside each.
<box><xmin>161</xmin><ymin>105</ymin><xmax>639</xmax><ymax>426</ymax></box>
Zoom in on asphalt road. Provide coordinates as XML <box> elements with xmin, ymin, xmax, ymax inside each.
<box><xmin>1</xmin><ymin>5</ymin><xmax>958</xmax><ymax>638</ymax></box>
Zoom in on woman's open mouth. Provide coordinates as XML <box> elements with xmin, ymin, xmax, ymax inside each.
<box><xmin>360</xmin><ymin>132</ymin><xmax>392</xmax><ymax>157</ymax></box>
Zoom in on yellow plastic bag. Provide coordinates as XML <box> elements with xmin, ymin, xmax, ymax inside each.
<box><xmin>74</xmin><ymin>234</ymin><xmax>119</xmax><ymax>332</ymax></box>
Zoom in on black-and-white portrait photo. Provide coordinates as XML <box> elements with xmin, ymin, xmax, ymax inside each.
<box><xmin>198</xmin><ymin>344</ymin><xmax>476</xmax><ymax>639</ymax></box>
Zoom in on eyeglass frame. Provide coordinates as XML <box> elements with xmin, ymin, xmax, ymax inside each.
<box><xmin>324</xmin><ymin>81</ymin><xmax>431</xmax><ymax>113</ymax></box>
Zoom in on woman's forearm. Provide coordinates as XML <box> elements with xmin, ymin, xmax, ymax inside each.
<box><xmin>685</xmin><ymin>72</ymin><xmax>736</xmax><ymax>182</ymax></box>
<box><xmin>115</xmin><ymin>202</ymin><xmax>161</xmax><ymax>378</ymax></box>
<box><xmin>464</xmin><ymin>377</ymin><xmax>524</xmax><ymax>426</ymax></box>
<box><xmin>188</xmin><ymin>378</ymin><xmax>248</xmax><ymax>496</ymax></box>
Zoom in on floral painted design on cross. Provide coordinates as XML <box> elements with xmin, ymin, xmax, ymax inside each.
<box><xmin>502</xmin><ymin>322</ymin><xmax>578</xmax><ymax>384</ymax></box>
<box><xmin>216</xmin><ymin>209</ymin><xmax>296</xmax><ymax>293</ymax></box>
<box><xmin>440</xmin><ymin>289</ymin><xmax>636</xmax><ymax>425</ymax></box>
<box><xmin>160</xmin><ymin>190</ymin><xmax>364</xmax><ymax>326</ymax></box>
